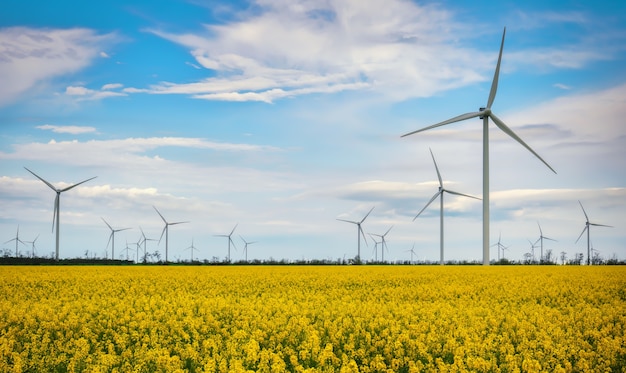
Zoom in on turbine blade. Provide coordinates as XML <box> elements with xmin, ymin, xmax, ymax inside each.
<box><xmin>170</xmin><ymin>221</ymin><xmax>190</xmax><ymax>226</ymax></box>
<box><xmin>337</xmin><ymin>219</ymin><xmax>358</xmax><ymax>224</ymax></box>
<box><xmin>359</xmin><ymin>226</ymin><xmax>368</xmax><ymax>247</ymax></box>
<box><xmin>101</xmin><ymin>217</ymin><xmax>113</xmax><ymax>231</ymax></box>
<box><xmin>444</xmin><ymin>189</ymin><xmax>481</xmax><ymax>200</ymax></box>
<box><xmin>153</xmin><ymin>206</ymin><xmax>168</xmax><ymax>224</ymax></box>
<box><xmin>60</xmin><ymin>176</ymin><xmax>97</xmax><ymax>192</ymax></box>
<box><xmin>383</xmin><ymin>225</ymin><xmax>393</xmax><ymax>236</ymax></box>
<box><xmin>487</xmin><ymin>27</ymin><xmax>506</xmax><ymax>109</ymax></box>
<box><xmin>544</xmin><ymin>236</ymin><xmax>557</xmax><ymax>242</ymax></box>
<box><xmin>429</xmin><ymin>148</ymin><xmax>443</xmax><ymax>188</ymax></box>
<box><xmin>158</xmin><ymin>226</ymin><xmax>166</xmax><ymax>244</ymax></box>
<box><xmin>24</xmin><ymin>167</ymin><xmax>58</xmax><ymax>191</ymax></box>
<box><xmin>490</xmin><ymin>113</ymin><xmax>557</xmax><ymax>174</ymax></box>
<box><xmin>117</xmin><ymin>227</ymin><xmax>132</xmax><ymax>232</ymax></box>
<box><xmin>401</xmin><ymin>111</ymin><xmax>483</xmax><ymax>137</ymax></box>
<box><xmin>537</xmin><ymin>222</ymin><xmax>543</xmax><ymax>236</ymax></box>
<box><xmin>413</xmin><ymin>191</ymin><xmax>441</xmax><ymax>221</ymax></box>
<box><xmin>106</xmin><ymin>232</ymin><xmax>113</xmax><ymax>250</ymax></box>
<box><xmin>360</xmin><ymin>206</ymin><xmax>375</xmax><ymax>224</ymax></box>
<box><xmin>589</xmin><ymin>223</ymin><xmax>613</xmax><ymax>228</ymax></box>
<box><xmin>52</xmin><ymin>194</ymin><xmax>59</xmax><ymax>233</ymax></box>
<box><xmin>578</xmin><ymin>201</ymin><xmax>589</xmax><ymax>222</ymax></box>
<box><xmin>230</xmin><ymin>237</ymin><xmax>238</xmax><ymax>251</ymax></box>
<box><xmin>230</xmin><ymin>224</ymin><xmax>238</xmax><ymax>236</ymax></box>
<box><xmin>575</xmin><ymin>226</ymin><xmax>588</xmax><ymax>244</ymax></box>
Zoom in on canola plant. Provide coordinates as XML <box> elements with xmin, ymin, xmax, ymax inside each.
<box><xmin>0</xmin><ymin>265</ymin><xmax>624</xmax><ymax>372</ymax></box>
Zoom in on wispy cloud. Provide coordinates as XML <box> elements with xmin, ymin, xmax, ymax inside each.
<box><xmin>65</xmin><ymin>85</ymin><xmax>126</xmax><ymax>101</ymax></box>
<box><xmin>138</xmin><ymin>0</ymin><xmax>489</xmax><ymax>102</ymax></box>
<box><xmin>36</xmin><ymin>124</ymin><xmax>97</xmax><ymax>134</ymax></box>
<box><xmin>0</xmin><ymin>27</ymin><xmax>116</xmax><ymax>107</ymax></box>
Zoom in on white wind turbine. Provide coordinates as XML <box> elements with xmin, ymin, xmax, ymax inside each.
<box><xmin>4</xmin><ymin>226</ymin><xmax>25</xmax><ymax>257</ymax></box>
<box><xmin>102</xmin><ymin>218</ymin><xmax>131</xmax><ymax>260</ymax></box>
<box><xmin>414</xmin><ymin>149</ymin><xmax>480</xmax><ymax>265</ymax></box>
<box><xmin>153</xmin><ymin>206</ymin><xmax>189</xmax><ymax>263</ymax></box>
<box><xmin>536</xmin><ymin>222</ymin><xmax>556</xmax><ymax>263</ymax></box>
<box><xmin>24</xmin><ymin>167</ymin><xmax>97</xmax><ymax>260</ymax></box>
<box><xmin>491</xmin><ymin>232</ymin><xmax>508</xmax><ymax>261</ymax></box>
<box><xmin>368</xmin><ymin>234</ymin><xmax>381</xmax><ymax>261</ymax></box>
<box><xmin>215</xmin><ymin>224</ymin><xmax>238</xmax><ymax>262</ymax></box>
<box><xmin>401</xmin><ymin>28</ymin><xmax>556</xmax><ymax>265</ymax></box>
<box><xmin>23</xmin><ymin>234</ymin><xmax>39</xmax><ymax>258</ymax></box>
<box><xmin>576</xmin><ymin>201</ymin><xmax>612</xmax><ymax>265</ymax></box>
<box><xmin>240</xmin><ymin>235</ymin><xmax>257</xmax><ymax>262</ymax></box>
<box><xmin>139</xmin><ymin>226</ymin><xmax>157</xmax><ymax>263</ymax></box>
<box><xmin>527</xmin><ymin>239</ymin><xmax>539</xmax><ymax>263</ymax></box>
<box><xmin>370</xmin><ymin>226</ymin><xmax>393</xmax><ymax>262</ymax></box>
<box><xmin>405</xmin><ymin>243</ymin><xmax>417</xmax><ymax>264</ymax></box>
<box><xmin>185</xmin><ymin>238</ymin><xmax>199</xmax><ymax>262</ymax></box>
<box><xmin>337</xmin><ymin>206</ymin><xmax>374</xmax><ymax>262</ymax></box>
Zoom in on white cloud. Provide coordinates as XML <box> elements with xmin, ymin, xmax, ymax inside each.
<box><xmin>141</xmin><ymin>0</ymin><xmax>486</xmax><ymax>102</ymax></box>
<box><xmin>102</xmin><ymin>83</ymin><xmax>123</xmax><ymax>90</ymax></box>
<box><xmin>36</xmin><ymin>124</ymin><xmax>97</xmax><ymax>134</ymax></box>
<box><xmin>64</xmin><ymin>85</ymin><xmax>126</xmax><ymax>101</ymax></box>
<box><xmin>0</xmin><ymin>27</ymin><xmax>116</xmax><ymax>107</ymax></box>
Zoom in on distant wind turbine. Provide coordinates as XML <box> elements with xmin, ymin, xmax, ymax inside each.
<box><xmin>337</xmin><ymin>206</ymin><xmax>374</xmax><ymax>262</ymax></box>
<box><xmin>240</xmin><ymin>235</ymin><xmax>257</xmax><ymax>262</ymax></box>
<box><xmin>491</xmin><ymin>232</ymin><xmax>508</xmax><ymax>261</ymax></box>
<box><xmin>401</xmin><ymin>27</ymin><xmax>556</xmax><ymax>265</ymax></box>
<box><xmin>23</xmin><ymin>234</ymin><xmax>39</xmax><ymax>258</ymax></box>
<box><xmin>368</xmin><ymin>234</ymin><xmax>381</xmax><ymax>261</ymax></box>
<box><xmin>215</xmin><ymin>224</ymin><xmax>238</xmax><ymax>262</ymax></box>
<box><xmin>405</xmin><ymin>243</ymin><xmax>417</xmax><ymax>264</ymax></box>
<box><xmin>527</xmin><ymin>239</ymin><xmax>539</xmax><ymax>263</ymax></box>
<box><xmin>576</xmin><ymin>201</ymin><xmax>612</xmax><ymax>265</ymax></box>
<box><xmin>414</xmin><ymin>149</ymin><xmax>480</xmax><ymax>265</ymax></box>
<box><xmin>4</xmin><ymin>226</ymin><xmax>25</xmax><ymax>257</ymax></box>
<box><xmin>102</xmin><ymin>218</ymin><xmax>131</xmax><ymax>260</ymax></box>
<box><xmin>185</xmin><ymin>238</ymin><xmax>198</xmax><ymax>262</ymax></box>
<box><xmin>536</xmin><ymin>222</ymin><xmax>556</xmax><ymax>263</ymax></box>
<box><xmin>153</xmin><ymin>206</ymin><xmax>189</xmax><ymax>263</ymax></box>
<box><xmin>139</xmin><ymin>226</ymin><xmax>157</xmax><ymax>263</ymax></box>
<box><xmin>370</xmin><ymin>226</ymin><xmax>393</xmax><ymax>262</ymax></box>
<box><xmin>24</xmin><ymin>167</ymin><xmax>97</xmax><ymax>260</ymax></box>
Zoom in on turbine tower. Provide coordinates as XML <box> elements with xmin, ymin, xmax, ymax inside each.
<box><xmin>536</xmin><ymin>222</ymin><xmax>556</xmax><ymax>263</ymax></box>
<box><xmin>413</xmin><ymin>149</ymin><xmax>480</xmax><ymax>265</ymax></box>
<box><xmin>23</xmin><ymin>234</ymin><xmax>39</xmax><ymax>258</ymax></box>
<box><xmin>102</xmin><ymin>218</ymin><xmax>131</xmax><ymax>260</ymax></box>
<box><xmin>185</xmin><ymin>238</ymin><xmax>198</xmax><ymax>262</ymax></box>
<box><xmin>337</xmin><ymin>206</ymin><xmax>374</xmax><ymax>262</ymax></box>
<box><xmin>240</xmin><ymin>235</ymin><xmax>257</xmax><ymax>262</ymax></box>
<box><xmin>370</xmin><ymin>226</ymin><xmax>393</xmax><ymax>262</ymax></box>
<box><xmin>215</xmin><ymin>224</ymin><xmax>238</xmax><ymax>262</ymax></box>
<box><xmin>491</xmin><ymin>232</ymin><xmax>508</xmax><ymax>261</ymax></box>
<box><xmin>401</xmin><ymin>28</ymin><xmax>556</xmax><ymax>265</ymax></box>
<box><xmin>4</xmin><ymin>226</ymin><xmax>25</xmax><ymax>257</ymax></box>
<box><xmin>576</xmin><ymin>201</ymin><xmax>612</xmax><ymax>265</ymax></box>
<box><xmin>153</xmin><ymin>206</ymin><xmax>189</xmax><ymax>263</ymax></box>
<box><xmin>24</xmin><ymin>167</ymin><xmax>97</xmax><ymax>260</ymax></box>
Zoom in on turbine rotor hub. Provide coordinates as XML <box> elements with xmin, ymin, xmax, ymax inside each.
<box><xmin>479</xmin><ymin>107</ymin><xmax>491</xmax><ymax>119</ymax></box>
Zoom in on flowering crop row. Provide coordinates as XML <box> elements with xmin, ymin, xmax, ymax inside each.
<box><xmin>0</xmin><ymin>266</ymin><xmax>624</xmax><ymax>372</ymax></box>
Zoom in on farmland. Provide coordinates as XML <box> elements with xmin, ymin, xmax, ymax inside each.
<box><xmin>1</xmin><ymin>266</ymin><xmax>624</xmax><ymax>372</ymax></box>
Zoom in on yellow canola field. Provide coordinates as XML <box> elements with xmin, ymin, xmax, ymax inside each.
<box><xmin>0</xmin><ymin>266</ymin><xmax>624</xmax><ymax>373</ymax></box>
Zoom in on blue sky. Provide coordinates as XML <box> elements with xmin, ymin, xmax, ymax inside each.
<box><xmin>1</xmin><ymin>0</ymin><xmax>625</xmax><ymax>262</ymax></box>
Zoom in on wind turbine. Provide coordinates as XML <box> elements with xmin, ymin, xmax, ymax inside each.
<box><xmin>414</xmin><ymin>149</ymin><xmax>480</xmax><ymax>265</ymax></box>
<box><xmin>337</xmin><ymin>206</ymin><xmax>374</xmax><ymax>262</ymax></box>
<box><xmin>576</xmin><ymin>201</ymin><xmax>612</xmax><ymax>265</ymax></box>
<box><xmin>368</xmin><ymin>234</ymin><xmax>381</xmax><ymax>261</ymax></box>
<box><xmin>24</xmin><ymin>167</ymin><xmax>97</xmax><ymax>260</ymax></box>
<box><xmin>405</xmin><ymin>243</ymin><xmax>417</xmax><ymax>264</ymax></box>
<box><xmin>185</xmin><ymin>238</ymin><xmax>199</xmax><ymax>262</ymax></box>
<box><xmin>23</xmin><ymin>234</ymin><xmax>39</xmax><ymax>258</ymax></box>
<box><xmin>215</xmin><ymin>224</ymin><xmax>238</xmax><ymax>262</ymax></box>
<box><xmin>139</xmin><ymin>226</ymin><xmax>157</xmax><ymax>263</ymax></box>
<box><xmin>491</xmin><ymin>232</ymin><xmax>507</xmax><ymax>261</ymax></box>
<box><xmin>4</xmin><ymin>226</ymin><xmax>25</xmax><ymax>257</ymax></box>
<box><xmin>527</xmin><ymin>239</ymin><xmax>539</xmax><ymax>263</ymax></box>
<box><xmin>102</xmin><ymin>218</ymin><xmax>131</xmax><ymax>260</ymax></box>
<box><xmin>536</xmin><ymin>222</ymin><xmax>557</xmax><ymax>263</ymax></box>
<box><xmin>153</xmin><ymin>206</ymin><xmax>189</xmax><ymax>263</ymax></box>
<box><xmin>240</xmin><ymin>235</ymin><xmax>257</xmax><ymax>262</ymax></box>
<box><xmin>401</xmin><ymin>27</ymin><xmax>556</xmax><ymax>265</ymax></box>
<box><xmin>370</xmin><ymin>226</ymin><xmax>393</xmax><ymax>262</ymax></box>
